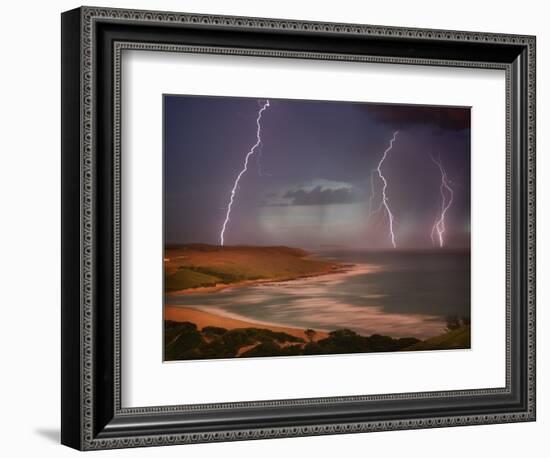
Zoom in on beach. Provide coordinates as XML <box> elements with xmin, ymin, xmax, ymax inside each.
<box><xmin>166</xmin><ymin>262</ymin><xmax>354</xmax><ymax>296</ymax></box>
<box><xmin>165</xmin><ymin>305</ymin><xmax>328</xmax><ymax>342</ymax></box>
<box><xmin>165</xmin><ymin>249</ymin><xmax>470</xmax><ymax>340</ymax></box>
<box><xmin>163</xmin><ymin>246</ymin><xmax>470</xmax><ymax>360</ymax></box>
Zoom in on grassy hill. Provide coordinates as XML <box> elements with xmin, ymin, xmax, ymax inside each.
<box><xmin>164</xmin><ymin>244</ymin><xmax>342</xmax><ymax>292</ymax></box>
<box><xmin>405</xmin><ymin>325</ymin><xmax>470</xmax><ymax>351</ymax></box>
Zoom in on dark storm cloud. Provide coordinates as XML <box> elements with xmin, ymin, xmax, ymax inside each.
<box><xmin>283</xmin><ymin>186</ymin><xmax>358</xmax><ymax>206</ymax></box>
<box><xmin>368</xmin><ymin>105</ymin><xmax>470</xmax><ymax>131</ymax></box>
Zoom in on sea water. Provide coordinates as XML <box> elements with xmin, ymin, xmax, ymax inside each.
<box><xmin>165</xmin><ymin>250</ymin><xmax>470</xmax><ymax>339</ymax></box>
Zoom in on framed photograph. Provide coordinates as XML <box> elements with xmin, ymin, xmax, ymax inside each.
<box><xmin>162</xmin><ymin>95</ymin><xmax>473</xmax><ymax>361</ymax></box>
<box><xmin>61</xmin><ymin>6</ymin><xmax>536</xmax><ymax>450</ymax></box>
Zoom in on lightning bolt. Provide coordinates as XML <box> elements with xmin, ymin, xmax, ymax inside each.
<box><xmin>256</xmin><ymin>143</ymin><xmax>271</xmax><ymax>177</ymax></box>
<box><xmin>430</xmin><ymin>153</ymin><xmax>454</xmax><ymax>247</ymax></box>
<box><xmin>220</xmin><ymin>99</ymin><xmax>270</xmax><ymax>246</ymax></box>
<box><xmin>368</xmin><ymin>131</ymin><xmax>399</xmax><ymax>248</ymax></box>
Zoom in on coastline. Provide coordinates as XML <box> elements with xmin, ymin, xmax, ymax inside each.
<box><xmin>165</xmin><ymin>306</ymin><xmax>470</xmax><ymax>359</ymax></box>
<box><xmin>166</xmin><ymin>262</ymin><xmax>355</xmax><ymax>296</ymax></box>
<box><xmin>164</xmin><ymin>306</ymin><xmax>329</xmax><ymax>342</ymax></box>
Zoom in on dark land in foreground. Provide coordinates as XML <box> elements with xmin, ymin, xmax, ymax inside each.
<box><xmin>164</xmin><ymin>320</ymin><xmax>471</xmax><ymax>361</ymax></box>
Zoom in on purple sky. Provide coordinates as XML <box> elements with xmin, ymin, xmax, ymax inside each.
<box><xmin>164</xmin><ymin>95</ymin><xmax>470</xmax><ymax>250</ymax></box>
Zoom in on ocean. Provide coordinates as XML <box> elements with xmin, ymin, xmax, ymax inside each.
<box><xmin>165</xmin><ymin>250</ymin><xmax>470</xmax><ymax>339</ymax></box>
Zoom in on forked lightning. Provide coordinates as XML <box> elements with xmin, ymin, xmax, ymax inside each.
<box><xmin>430</xmin><ymin>153</ymin><xmax>454</xmax><ymax>247</ymax></box>
<box><xmin>220</xmin><ymin>100</ymin><xmax>271</xmax><ymax>246</ymax></box>
<box><xmin>368</xmin><ymin>131</ymin><xmax>399</xmax><ymax>248</ymax></box>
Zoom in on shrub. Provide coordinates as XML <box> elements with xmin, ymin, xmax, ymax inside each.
<box><xmin>221</xmin><ymin>329</ymin><xmax>256</xmax><ymax>351</ymax></box>
<box><xmin>164</xmin><ymin>330</ymin><xmax>204</xmax><ymax>360</ymax></box>
<box><xmin>202</xmin><ymin>326</ymin><xmax>228</xmax><ymax>336</ymax></box>
<box><xmin>396</xmin><ymin>337</ymin><xmax>420</xmax><ymax>349</ymax></box>
<box><xmin>367</xmin><ymin>334</ymin><xmax>398</xmax><ymax>352</ymax></box>
<box><xmin>304</xmin><ymin>329</ymin><xmax>317</xmax><ymax>343</ymax></box>
<box><xmin>164</xmin><ymin>322</ymin><xmax>203</xmax><ymax>360</ymax></box>
<box><xmin>240</xmin><ymin>341</ymin><xmax>282</xmax><ymax>358</ymax></box>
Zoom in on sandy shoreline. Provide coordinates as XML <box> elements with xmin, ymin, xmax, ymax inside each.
<box><xmin>164</xmin><ymin>306</ymin><xmax>328</xmax><ymax>342</ymax></box>
<box><xmin>166</xmin><ymin>263</ymin><xmax>355</xmax><ymax>296</ymax></box>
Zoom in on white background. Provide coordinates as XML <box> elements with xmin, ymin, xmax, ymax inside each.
<box><xmin>0</xmin><ymin>0</ymin><xmax>546</xmax><ymax>457</ymax></box>
<box><xmin>123</xmin><ymin>52</ymin><xmax>505</xmax><ymax>406</ymax></box>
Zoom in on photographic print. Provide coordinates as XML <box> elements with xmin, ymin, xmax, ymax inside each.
<box><xmin>163</xmin><ymin>95</ymin><xmax>471</xmax><ymax>361</ymax></box>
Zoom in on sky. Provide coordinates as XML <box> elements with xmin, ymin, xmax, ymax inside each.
<box><xmin>164</xmin><ymin>95</ymin><xmax>470</xmax><ymax>250</ymax></box>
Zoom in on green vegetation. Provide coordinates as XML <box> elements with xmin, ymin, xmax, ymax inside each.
<box><xmin>404</xmin><ymin>325</ymin><xmax>470</xmax><ymax>351</ymax></box>
<box><xmin>164</xmin><ymin>320</ymin><xmax>305</xmax><ymax>361</ymax></box>
<box><xmin>240</xmin><ymin>342</ymin><xmax>304</xmax><ymax>358</ymax></box>
<box><xmin>164</xmin><ymin>268</ymin><xmax>220</xmax><ymax>291</ymax></box>
<box><xmin>164</xmin><ymin>244</ymin><xmax>341</xmax><ymax>292</ymax></box>
<box><xmin>163</xmin><ymin>320</ymin><xmax>475</xmax><ymax>361</ymax></box>
<box><xmin>164</xmin><ymin>321</ymin><xmax>203</xmax><ymax>360</ymax></box>
<box><xmin>302</xmin><ymin>329</ymin><xmax>420</xmax><ymax>355</ymax></box>
<box><xmin>165</xmin><ymin>319</ymin><xmax>471</xmax><ymax>361</ymax></box>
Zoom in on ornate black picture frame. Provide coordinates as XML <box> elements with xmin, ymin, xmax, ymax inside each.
<box><xmin>61</xmin><ymin>6</ymin><xmax>536</xmax><ymax>450</ymax></box>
